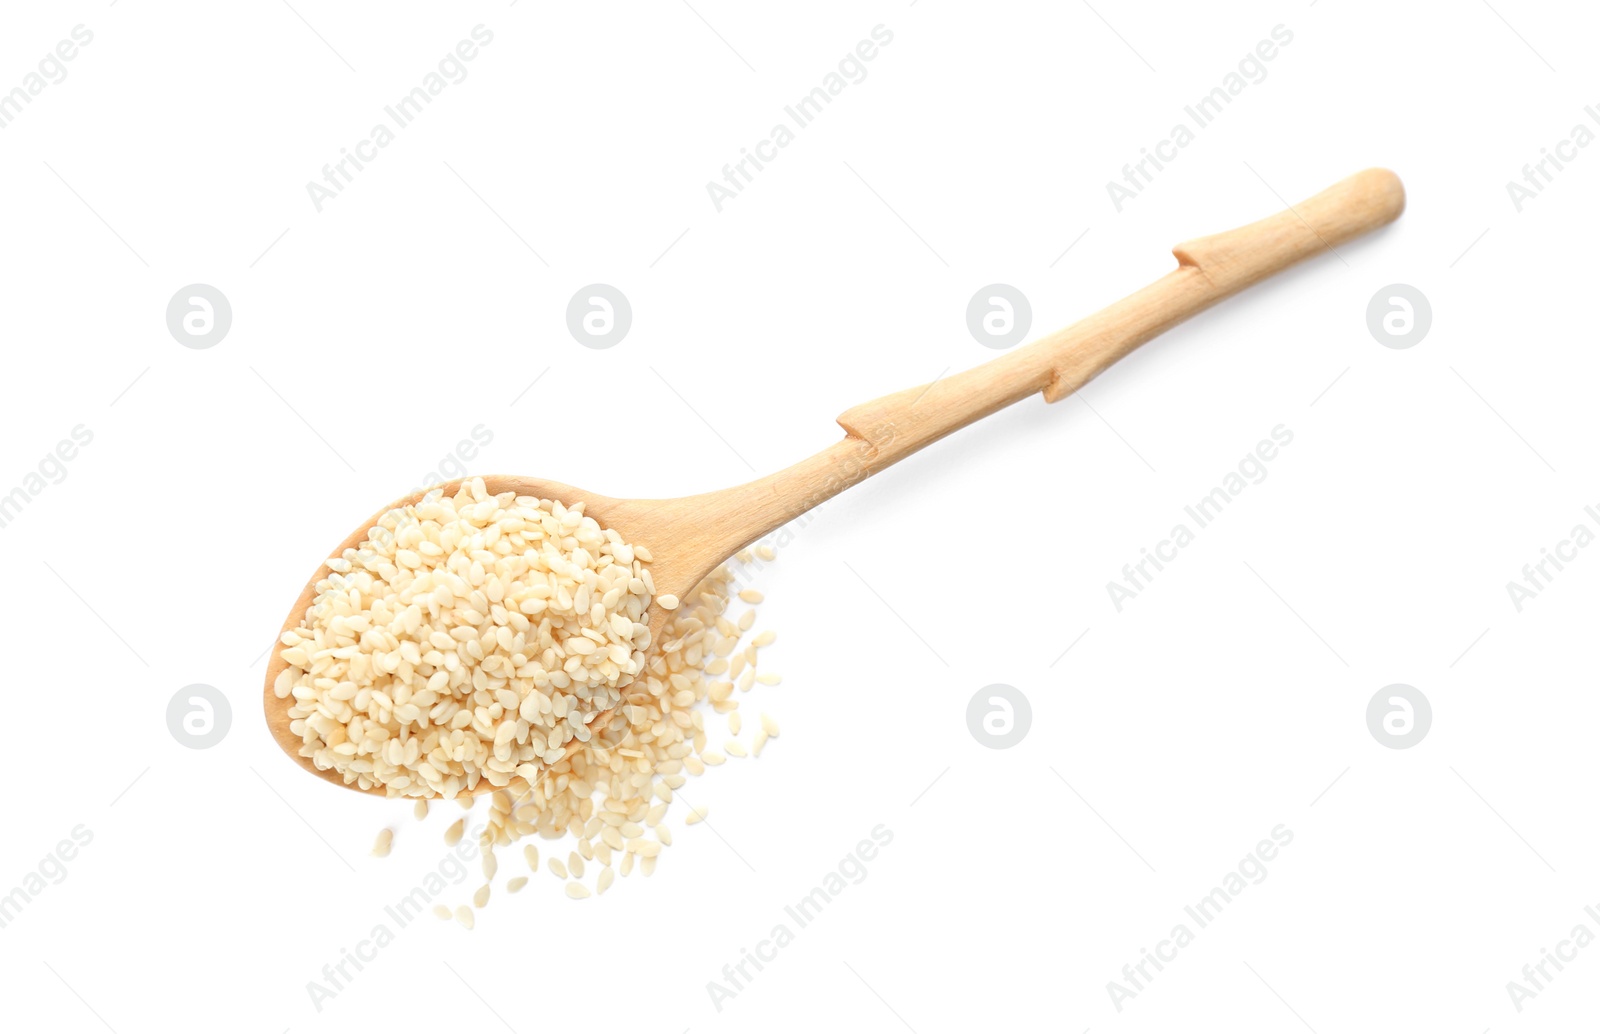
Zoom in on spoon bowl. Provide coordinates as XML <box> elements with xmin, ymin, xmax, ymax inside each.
<box><xmin>263</xmin><ymin>473</ymin><xmax>728</xmax><ymax>797</ymax></box>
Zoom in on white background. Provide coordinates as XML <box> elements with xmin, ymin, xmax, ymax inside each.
<box><xmin>0</xmin><ymin>1</ymin><xmax>1594</xmax><ymax>1031</ymax></box>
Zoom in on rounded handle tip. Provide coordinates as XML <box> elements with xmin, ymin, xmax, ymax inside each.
<box><xmin>1358</xmin><ymin>167</ymin><xmax>1406</xmax><ymax>226</ymax></box>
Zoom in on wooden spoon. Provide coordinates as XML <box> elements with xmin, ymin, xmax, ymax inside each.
<box><xmin>264</xmin><ymin>168</ymin><xmax>1405</xmax><ymax>796</ymax></box>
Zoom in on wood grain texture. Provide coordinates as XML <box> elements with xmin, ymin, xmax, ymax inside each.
<box><xmin>263</xmin><ymin>168</ymin><xmax>1404</xmax><ymax>797</ymax></box>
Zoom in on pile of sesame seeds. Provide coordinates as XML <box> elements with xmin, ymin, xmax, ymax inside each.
<box><xmin>277</xmin><ymin>478</ymin><xmax>661</xmax><ymax>796</ymax></box>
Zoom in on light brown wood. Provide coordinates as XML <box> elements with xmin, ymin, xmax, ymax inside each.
<box><xmin>264</xmin><ymin>168</ymin><xmax>1405</xmax><ymax>796</ymax></box>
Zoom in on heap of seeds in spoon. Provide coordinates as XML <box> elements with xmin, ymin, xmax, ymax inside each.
<box><xmin>277</xmin><ymin>477</ymin><xmax>783</xmax><ymax>917</ymax></box>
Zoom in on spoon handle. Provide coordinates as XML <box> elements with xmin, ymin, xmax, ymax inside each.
<box><xmin>838</xmin><ymin>167</ymin><xmax>1403</xmax><ymax>441</ymax></box>
<box><xmin>681</xmin><ymin>169</ymin><xmax>1403</xmax><ymax>558</ymax></box>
